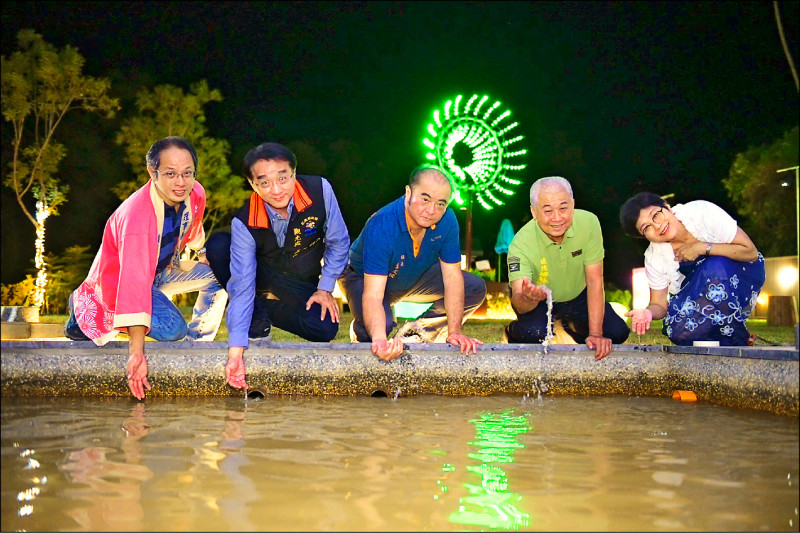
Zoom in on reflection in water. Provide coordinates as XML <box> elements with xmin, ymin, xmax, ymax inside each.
<box><xmin>2</xmin><ymin>396</ymin><xmax>797</xmax><ymax>531</ymax></box>
<box><xmin>448</xmin><ymin>409</ymin><xmax>532</xmax><ymax>530</ymax></box>
<box><xmin>15</xmin><ymin>446</ymin><xmax>45</xmax><ymax>518</ymax></box>
<box><xmin>60</xmin><ymin>402</ymin><xmax>153</xmax><ymax>530</ymax></box>
<box><xmin>217</xmin><ymin>407</ymin><xmax>260</xmax><ymax>531</ymax></box>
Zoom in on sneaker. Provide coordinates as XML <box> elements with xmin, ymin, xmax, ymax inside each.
<box><xmin>349</xmin><ymin>319</ymin><xmax>359</xmax><ymax>343</ymax></box>
<box><xmin>248</xmin><ymin>317</ymin><xmax>272</xmax><ymax>341</ymax></box>
<box><xmin>395</xmin><ymin>320</ymin><xmax>430</xmax><ymax>344</ymax></box>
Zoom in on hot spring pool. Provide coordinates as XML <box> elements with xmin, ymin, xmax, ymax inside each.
<box><xmin>1</xmin><ymin>394</ymin><xmax>797</xmax><ymax>531</ymax></box>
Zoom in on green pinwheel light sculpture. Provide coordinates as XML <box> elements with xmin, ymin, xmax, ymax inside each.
<box><xmin>422</xmin><ymin>94</ymin><xmax>527</xmax><ymax>267</ymax></box>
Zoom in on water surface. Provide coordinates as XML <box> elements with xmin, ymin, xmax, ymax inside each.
<box><xmin>2</xmin><ymin>394</ymin><xmax>797</xmax><ymax>531</ymax></box>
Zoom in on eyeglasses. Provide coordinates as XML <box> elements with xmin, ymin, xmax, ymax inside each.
<box><xmin>253</xmin><ymin>173</ymin><xmax>295</xmax><ymax>189</ymax></box>
<box><xmin>156</xmin><ymin>169</ymin><xmax>196</xmax><ymax>181</ymax></box>
<box><xmin>640</xmin><ymin>207</ymin><xmax>665</xmax><ymax>237</ymax></box>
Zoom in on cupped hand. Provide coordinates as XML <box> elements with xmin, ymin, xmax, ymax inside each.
<box><xmin>521</xmin><ymin>278</ymin><xmax>549</xmax><ymax>303</ymax></box>
<box><xmin>625</xmin><ymin>308</ymin><xmax>653</xmax><ymax>335</ymax></box>
<box><xmin>446</xmin><ymin>332</ymin><xmax>484</xmax><ymax>355</ymax></box>
<box><xmin>126</xmin><ymin>351</ymin><xmax>152</xmax><ymax>400</ymax></box>
<box><xmin>371</xmin><ymin>338</ymin><xmax>405</xmax><ymax>361</ymax></box>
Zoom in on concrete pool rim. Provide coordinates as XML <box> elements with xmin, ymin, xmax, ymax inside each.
<box><xmin>1</xmin><ymin>341</ymin><xmax>797</xmax><ymax>416</ymax></box>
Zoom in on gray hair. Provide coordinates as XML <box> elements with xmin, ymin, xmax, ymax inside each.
<box><xmin>530</xmin><ymin>176</ymin><xmax>573</xmax><ymax>206</ymax></box>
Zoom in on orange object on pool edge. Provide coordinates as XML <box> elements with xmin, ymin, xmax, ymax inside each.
<box><xmin>672</xmin><ymin>390</ymin><xmax>698</xmax><ymax>402</ymax></box>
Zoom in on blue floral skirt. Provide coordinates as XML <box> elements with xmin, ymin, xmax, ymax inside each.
<box><xmin>663</xmin><ymin>254</ymin><xmax>765</xmax><ymax>346</ymax></box>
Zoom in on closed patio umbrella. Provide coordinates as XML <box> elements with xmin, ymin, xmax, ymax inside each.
<box><xmin>494</xmin><ymin>219</ymin><xmax>515</xmax><ymax>282</ymax></box>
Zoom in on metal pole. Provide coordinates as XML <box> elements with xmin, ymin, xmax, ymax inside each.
<box><xmin>465</xmin><ymin>191</ymin><xmax>474</xmax><ymax>271</ymax></box>
<box><xmin>777</xmin><ymin>165</ymin><xmax>799</xmax><ymax>323</ymax></box>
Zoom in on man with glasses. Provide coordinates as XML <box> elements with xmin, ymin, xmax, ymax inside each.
<box><xmin>338</xmin><ymin>165</ymin><xmax>486</xmax><ymax>361</ymax></box>
<box><xmin>205</xmin><ymin>142</ymin><xmax>350</xmax><ymax>390</ymax></box>
<box><xmin>65</xmin><ymin>136</ymin><xmax>227</xmax><ymax>400</ymax></box>
<box><xmin>502</xmin><ymin>176</ymin><xmax>629</xmax><ymax>360</ymax></box>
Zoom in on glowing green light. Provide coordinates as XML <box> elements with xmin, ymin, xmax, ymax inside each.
<box><xmin>447</xmin><ymin>410</ymin><xmax>532</xmax><ymax>530</ymax></box>
<box><xmin>421</xmin><ymin>93</ymin><xmax>528</xmax><ymax>212</ymax></box>
<box><xmin>482</xmin><ymin>100</ymin><xmax>501</xmax><ymax>120</ymax></box>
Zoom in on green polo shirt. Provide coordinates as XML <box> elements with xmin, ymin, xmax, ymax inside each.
<box><xmin>507</xmin><ymin>209</ymin><xmax>604</xmax><ymax>302</ymax></box>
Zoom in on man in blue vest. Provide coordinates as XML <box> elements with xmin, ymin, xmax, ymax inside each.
<box><xmin>339</xmin><ymin>165</ymin><xmax>487</xmax><ymax>361</ymax></box>
<box><xmin>206</xmin><ymin>143</ymin><xmax>350</xmax><ymax>390</ymax></box>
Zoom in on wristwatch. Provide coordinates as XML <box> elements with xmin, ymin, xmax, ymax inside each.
<box><xmin>197</xmin><ymin>247</ymin><xmax>207</xmax><ymax>256</ymax></box>
<box><xmin>705</xmin><ymin>243</ymin><xmax>712</xmax><ymax>256</ymax></box>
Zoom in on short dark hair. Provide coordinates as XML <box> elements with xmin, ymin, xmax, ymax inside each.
<box><xmin>242</xmin><ymin>142</ymin><xmax>297</xmax><ymax>180</ymax></box>
<box><xmin>145</xmin><ymin>136</ymin><xmax>198</xmax><ymax>171</ymax></box>
<box><xmin>408</xmin><ymin>164</ymin><xmax>453</xmax><ymax>190</ymax></box>
<box><xmin>619</xmin><ymin>192</ymin><xmax>669</xmax><ymax>238</ymax></box>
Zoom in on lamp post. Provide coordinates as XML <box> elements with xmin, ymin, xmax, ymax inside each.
<box><xmin>777</xmin><ymin>165</ymin><xmax>799</xmax><ymax>341</ymax></box>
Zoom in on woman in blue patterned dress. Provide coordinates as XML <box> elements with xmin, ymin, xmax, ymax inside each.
<box><xmin>619</xmin><ymin>192</ymin><xmax>765</xmax><ymax>346</ymax></box>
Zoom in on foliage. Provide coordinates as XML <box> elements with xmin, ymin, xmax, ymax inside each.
<box><xmin>485</xmin><ymin>292</ymin><xmax>515</xmax><ymax>318</ymax></box>
<box><xmin>722</xmin><ymin>126</ymin><xmax>799</xmax><ymax>257</ymax></box>
<box><xmin>1</xmin><ymin>276</ymin><xmax>36</xmax><ymax>307</ymax></box>
<box><xmin>1</xmin><ymin>29</ymin><xmax>118</xmax><ymax>309</ymax></box>
<box><xmin>1</xmin><ymin>28</ymin><xmax>118</xmax><ymax>226</ymax></box>
<box><xmin>0</xmin><ymin>245</ymin><xmax>93</xmax><ymax>314</ymax></box>
<box><xmin>468</xmin><ymin>268</ymin><xmax>497</xmax><ymax>283</ymax></box>
<box><xmin>604</xmin><ymin>282</ymin><xmax>632</xmax><ymax>309</ymax></box>
<box><xmin>40</xmin><ymin>245</ymin><xmax>94</xmax><ymax>314</ymax></box>
<box><xmin>114</xmin><ymin>80</ymin><xmax>249</xmax><ymax>236</ymax></box>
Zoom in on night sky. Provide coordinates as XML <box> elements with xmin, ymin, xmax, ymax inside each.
<box><xmin>2</xmin><ymin>1</ymin><xmax>798</xmax><ymax>289</ymax></box>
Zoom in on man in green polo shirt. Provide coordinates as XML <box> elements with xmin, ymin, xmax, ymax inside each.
<box><xmin>504</xmin><ymin>176</ymin><xmax>629</xmax><ymax>359</ymax></box>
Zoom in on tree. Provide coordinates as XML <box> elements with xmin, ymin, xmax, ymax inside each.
<box><xmin>1</xmin><ymin>30</ymin><xmax>118</xmax><ymax>310</ymax></box>
<box><xmin>722</xmin><ymin>126</ymin><xmax>799</xmax><ymax>257</ymax></box>
<box><xmin>114</xmin><ymin>81</ymin><xmax>249</xmax><ymax>236</ymax></box>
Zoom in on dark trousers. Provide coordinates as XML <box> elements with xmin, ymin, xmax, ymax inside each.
<box><xmin>339</xmin><ymin>262</ymin><xmax>487</xmax><ymax>342</ymax></box>
<box><xmin>206</xmin><ymin>232</ymin><xmax>338</xmax><ymax>342</ymax></box>
<box><xmin>505</xmin><ymin>288</ymin><xmax>630</xmax><ymax>344</ymax></box>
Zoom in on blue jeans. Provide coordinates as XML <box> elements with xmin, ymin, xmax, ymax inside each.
<box><xmin>65</xmin><ymin>262</ymin><xmax>226</xmax><ymax>342</ymax></box>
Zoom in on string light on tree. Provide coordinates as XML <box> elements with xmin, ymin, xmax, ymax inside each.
<box><xmin>32</xmin><ymin>200</ymin><xmax>52</xmax><ymax>310</ymax></box>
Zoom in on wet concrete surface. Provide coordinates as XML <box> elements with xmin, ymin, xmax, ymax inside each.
<box><xmin>1</xmin><ymin>340</ymin><xmax>797</xmax><ymax>415</ymax></box>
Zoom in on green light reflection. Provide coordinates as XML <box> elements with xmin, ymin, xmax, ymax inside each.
<box><xmin>447</xmin><ymin>409</ymin><xmax>532</xmax><ymax>530</ymax></box>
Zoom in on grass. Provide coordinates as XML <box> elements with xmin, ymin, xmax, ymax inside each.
<box><xmin>41</xmin><ymin>310</ymin><xmax>797</xmax><ymax>346</ymax></box>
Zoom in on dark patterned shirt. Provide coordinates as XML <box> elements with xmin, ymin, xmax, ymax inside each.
<box><xmin>156</xmin><ymin>203</ymin><xmax>186</xmax><ymax>274</ymax></box>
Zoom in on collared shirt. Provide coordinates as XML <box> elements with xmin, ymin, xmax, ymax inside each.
<box><xmin>156</xmin><ymin>203</ymin><xmax>187</xmax><ymax>274</ymax></box>
<box><xmin>348</xmin><ymin>196</ymin><xmax>461</xmax><ymax>293</ymax></box>
<box><xmin>507</xmin><ymin>209</ymin><xmax>604</xmax><ymax>302</ymax></box>
<box><xmin>227</xmin><ymin>177</ymin><xmax>349</xmax><ymax>348</ymax></box>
